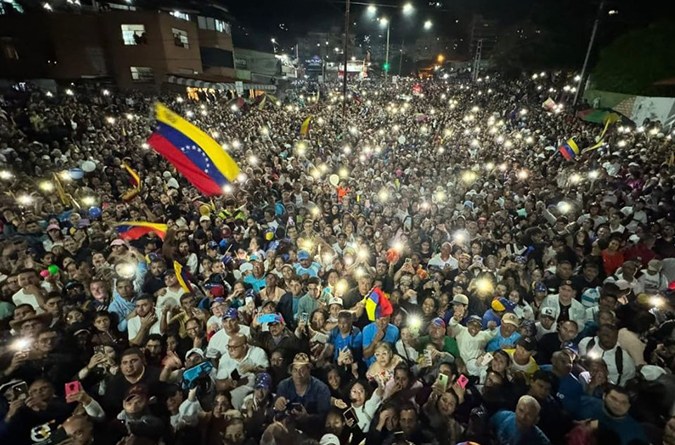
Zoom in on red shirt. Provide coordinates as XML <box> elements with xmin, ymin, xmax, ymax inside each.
<box><xmin>601</xmin><ymin>249</ymin><xmax>624</xmax><ymax>276</ymax></box>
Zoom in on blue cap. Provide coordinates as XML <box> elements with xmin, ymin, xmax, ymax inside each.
<box><xmin>534</xmin><ymin>281</ymin><xmax>547</xmax><ymax>293</ymax></box>
<box><xmin>297</xmin><ymin>250</ymin><xmax>310</xmax><ymax>261</ymax></box>
<box><xmin>222</xmin><ymin>307</ymin><xmax>238</xmax><ymax>320</ymax></box>
<box><xmin>207</xmin><ymin>241</ymin><xmax>218</xmax><ymax>249</ymax></box>
<box><xmin>255</xmin><ymin>372</ymin><xmax>272</xmax><ymax>389</ymax></box>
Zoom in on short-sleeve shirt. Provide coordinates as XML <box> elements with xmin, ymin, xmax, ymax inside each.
<box><xmin>362</xmin><ymin>322</ymin><xmax>399</xmax><ymax>366</ymax></box>
<box><xmin>328</xmin><ymin>327</ymin><xmax>363</xmax><ymax>360</ymax></box>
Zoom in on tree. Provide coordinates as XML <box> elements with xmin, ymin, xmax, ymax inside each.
<box><xmin>591</xmin><ymin>21</ymin><xmax>675</xmax><ymax>95</ymax></box>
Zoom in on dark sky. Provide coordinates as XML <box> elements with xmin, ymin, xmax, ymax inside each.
<box><xmin>219</xmin><ymin>0</ymin><xmax>675</xmax><ymax>53</ymax></box>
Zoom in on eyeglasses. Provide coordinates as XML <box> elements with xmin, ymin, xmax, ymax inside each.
<box><xmin>227</xmin><ymin>344</ymin><xmax>245</xmax><ymax>350</ymax></box>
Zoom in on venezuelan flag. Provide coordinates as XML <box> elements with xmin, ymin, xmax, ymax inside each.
<box><xmin>299</xmin><ymin>116</ymin><xmax>313</xmax><ymax>137</ymax></box>
<box><xmin>115</xmin><ymin>222</ymin><xmax>167</xmax><ymax>241</ymax></box>
<box><xmin>558</xmin><ymin>138</ymin><xmax>580</xmax><ymax>161</ymax></box>
<box><xmin>121</xmin><ymin>162</ymin><xmax>141</xmax><ymax>189</ymax></box>
<box><xmin>364</xmin><ymin>287</ymin><xmax>394</xmax><ymax>321</ymax></box>
<box><xmin>174</xmin><ymin>260</ymin><xmax>193</xmax><ymax>293</ymax></box>
<box><xmin>147</xmin><ymin>103</ymin><xmax>240</xmax><ymax>196</ymax></box>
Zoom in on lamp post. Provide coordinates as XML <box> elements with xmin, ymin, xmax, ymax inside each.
<box><xmin>573</xmin><ymin>0</ymin><xmax>605</xmax><ymax>106</ymax></box>
<box><xmin>342</xmin><ymin>0</ymin><xmax>350</xmax><ymax>116</ymax></box>
<box><xmin>381</xmin><ymin>18</ymin><xmax>390</xmax><ymax>81</ymax></box>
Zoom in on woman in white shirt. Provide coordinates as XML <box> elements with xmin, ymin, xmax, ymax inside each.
<box><xmin>347</xmin><ymin>380</ymin><xmax>383</xmax><ymax>433</ymax></box>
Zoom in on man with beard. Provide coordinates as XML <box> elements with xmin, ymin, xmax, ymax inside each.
<box><xmin>578</xmin><ymin>385</ymin><xmax>648</xmax><ymax>445</ymax></box>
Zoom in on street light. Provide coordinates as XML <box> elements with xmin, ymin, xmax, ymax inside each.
<box><xmin>402</xmin><ymin>3</ymin><xmax>414</xmax><ymax>15</ymax></box>
<box><xmin>367</xmin><ymin>4</ymin><xmax>376</xmax><ymax>15</ymax></box>
<box><xmin>424</xmin><ymin>20</ymin><xmax>432</xmax><ymax>30</ymax></box>
<box><xmin>380</xmin><ymin>17</ymin><xmax>390</xmax><ymax>81</ymax></box>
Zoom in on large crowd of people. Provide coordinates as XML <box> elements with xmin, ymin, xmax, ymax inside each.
<box><xmin>0</xmin><ymin>71</ymin><xmax>674</xmax><ymax>445</ymax></box>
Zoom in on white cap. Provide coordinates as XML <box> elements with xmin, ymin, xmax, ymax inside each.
<box><xmin>319</xmin><ymin>434</ymin><xmax>340</xmax><ymax>445</ymax></box>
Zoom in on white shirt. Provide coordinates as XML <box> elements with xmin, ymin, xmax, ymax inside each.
<box><xmin>156</xmin><ymin>287</ymin><xmax>184</xmax><ymax>316</ymax></box>
<box><xmin>12</xmin><ymin>289</ymin><xmax>44</xmax><ymax>314</ymax></box>
<box><xmin>215</xmin><ymin>345</ymin><xmax>269</xmax><ymax>380</ymax></box>
<box><xmin>535</xmin><ymin>321</ymin><xmax>557</xmax><ymax>340</ymax></box>
<box><xmin>449</xmin><ymin>318</ymin><xmax>497</xmax><ymax>361</ymax></box>
<box><xmin>127</xmin><ymin>315</ymin><xmax>162</xmax><ymax>340</ymax></box>
<box><xmin>206</xmin><ymin>325</ymin><xmax>251</xmax><ymax>359</ymax></box>
<box><xmin>579</xmin><ymin>336</ymin><xmax>636</xmax><ymax>386</ymax></box>
<box><xmin>427</xmin><ymin>253</ymin><xmax>458</xmax><ymax>270</ymax></box>
<box><xmin>540</xmin><ymin>295</ymin><xmax>586</xmax><ymax>331</ymax></box>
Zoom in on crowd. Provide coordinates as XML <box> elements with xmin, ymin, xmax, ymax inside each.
<box><xmin>0</xmin><ymin>71</ymin><xmax>674</xmax><ymax>445</ymax></box>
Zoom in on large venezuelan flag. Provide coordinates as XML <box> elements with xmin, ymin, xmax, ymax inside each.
<box><xmin>116</xmin><ymin>222</ymin><xmax>167</xmax><ymax>241</ymax></box>
<box><xmin>558</xmin><ymin>138</ymin><xmax>580</xmax><ymax>161</ymax></box>
<box><xmin>147</xmin><ymin>103</ymin><xmax>240</xmax><ymax>196</ymax></box>
<box><xmin>364</xmin><ymin>287</ymin><xmax>394</xmax><ymax>321</ymax></box>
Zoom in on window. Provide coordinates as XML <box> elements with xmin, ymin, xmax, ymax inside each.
<box><xmin>172</xmin><ymin>28</ymin><xmax>189</xmax><ymax>48</ymax></box>
<box><xmin>197</xmin><ymin>16</ymin><xmax>230</xmax><ymax>34</ymax></box>
<box><xmin>121</xmin><ymin>24</ymin><xmax>146</xmax><ymax>45</ymax></box>
<box><xmin>170</xmin><ymin>10</ymin><xmax>189</xmax><ymax>21</ymax></box>
<box><xmin>130</xmin><ymin>66</ymin><xmax>154</xmax><ymax>82</ymax></box>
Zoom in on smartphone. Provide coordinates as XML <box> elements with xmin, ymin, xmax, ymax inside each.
<box><xmin>11</xmin><ymin>382</ymin><xmax>28</xmax><ymax>401</ymax></box>
<box><xmin>257</xmin><ymin>314</ymin><xmax>278</xmax><ymax>324</ymax></box>
<box><xmin>289</xmin><ymin>402</ymin><xmax>303</xmax><ymax>411</ymax></box>
<box><xmin>301</xmin><ymin>312</ymin><xmax>308</xmax><ymax>323</ymax></box>
<box><xmin>64</xmin><ymin>381</ymin><xmax>82</xmax><ymax>398</ymax></box>
<box><xmin>343</xmin><ymin>406</ymin><xmax>358</xmax><ymax>424</ymax></box>
<box><xmin>230</xmin><ymin>369</ymin><xmax>241</xmax><ymax>381</ymax></box>
<box><xmin>456</xmin><ymin>374</ymin><xmax>469</xmax><ymax>390</ymax></box>
<box><xmin>94</xmin><ymin>345</ymin><xmax>105</xmax><ymax>355</ymax></box>
<box><xmin>480</xmin><ymin>352</ymin><xmax>494</xmax><ymax>366</ymax></box>
<box><xmin>436</xmin><ymin>374</ymin><xmax>449</xmax><ymax>391</ymax></box>
<box><xmin>405</xmin><ymin>258</ymin><xmax>412</xmax><ymax>264</ymax></box>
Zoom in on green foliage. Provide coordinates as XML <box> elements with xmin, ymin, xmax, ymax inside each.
<box><xmin>592</xmin><ymin>21</ymin><xmax>675</xmax><ymax>95</ymax></box>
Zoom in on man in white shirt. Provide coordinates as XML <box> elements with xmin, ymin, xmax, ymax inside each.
<box><xmin>579</xmin><ymin>324</ymin><xmax>636</xmax><ymax>386</ymax></box>
<box><xmin>540</xmin><ymin>280</ymin><xmax>586</xmax><ymax>331</ymax></box>
<box><xmin>155</xmin><ymin>269</ymin><xmax>185</xmax><ymax>316</ymax></box>
<box><xmin>127</xmin><ymin>294</ymin><xmax>161</xmax><ymax>346</ymax></box>
<box><xmin>427</xmin><ymin>242</ymin><xmax>458</xmax><ymax>271</ymax></box>
<box><xmin>206</xmin><ymin>307</ymin><xmax>251</xmax><ymax>359</ymax></box>
<box><xmin>215</xmin><ymin>333</ymin><xmax>269</xmax><ymax>409</ymax></box>
<box><xmin>12</xmin><ymin>269</ymin><xmax>46</xmax><ymax>314</ymax></box>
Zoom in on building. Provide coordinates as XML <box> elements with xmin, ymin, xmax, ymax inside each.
<box><xmin>0</xmin><ymin>1</ymin><xmax>274</xmax><ymax>93</ymax></box>
<box><xmin>296</xmin><ymin>29</ymin><xmax>362</xmax><ymax>79</ymax></box>
<box><xmin>412</xmin><ymin>35</ymin><xmax>458</xmax><ymax>62</ymax></box>
<box><xmin>469</xmin><ymin>14</ymin><xmax>499</xmax><ymax>58</ymax></box>
<box><xmin>234</xmin><ymin>48</ymin><xmax>280</xmax><ymax>84</ymax></box>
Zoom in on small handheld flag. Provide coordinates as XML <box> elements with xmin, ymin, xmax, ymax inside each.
<box><xmin>558</xmin><ymin>138</ymin><xmax>580</xmax><ymax>161</ymax></box>
<box><xmin>363</xmin><ymin>288</ymin><xmax>393</xmax><ymax>321</ymax></box>
<box><xmin>121</xmin><ymin>162</ymin><xmax>142</xmax><ymax>201</ymax></box>
<box><xmin>147</xmin><ymin>103</ymin><xmax>241</xmax><ymax>196</ymax></box>
<box><xmin>300</xmin><ymin>116</ymin><xmax>313</xmax><ymax>137</ymax></box>
<box><xmin>174</xmin><ymin>260</ymin><xmax>194</xmax><ymax>293</ymax></box>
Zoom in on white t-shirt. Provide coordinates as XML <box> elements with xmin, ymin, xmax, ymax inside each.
<box><xmin>428</xmin><ymin>253</ymin><xmax>458</xmax><ymax>270</ymax></box>
<box><xmin>206</xmin><ymin>325</ymin><xmax>251</xmax><ymax>359</ymax></box>
<box><xmin>12</xmin><ymin>289</ymin><xmax>44</xmax><ymax>314</ymax></box>
<box><xmin>127</xmin><ymin>315</ymin><xmax>162</xmax><ymax>340</ymax></box>
<box><xmin>156</xmin><ymin>287</ymin><xmax>184</xmax><ymax>316</ymax></box>
<box><xmin>215</xmin><ymin>345</ymin><xmax>269</xmax><ymax>380</ymax></box>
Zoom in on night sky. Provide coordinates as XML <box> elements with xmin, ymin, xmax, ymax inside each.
<box><xmin>220</xmin><ymin>0</ymin><xmax>673</xmax><ymax>56</ymax></box>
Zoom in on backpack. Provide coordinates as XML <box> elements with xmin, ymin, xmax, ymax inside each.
<box><xmin>587</xmin><ymin>337</ymin><xmax>624</xmax><ymax>385</ymax></box>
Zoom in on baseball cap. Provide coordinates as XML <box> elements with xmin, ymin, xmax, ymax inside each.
<box><xmin>199</xmin><ymin>215</ymin><xmax>211</xmax><ymax>222</ymax></box>
<box><xmin>207</xmin><ymin>241</ymin><xmax>218</xmax><ymax>249</ymax></box>
<box><xmin>466</xmin><ymin>315</ymin><xmax>483</xmax><ymax>326</ymax></box>
<box><xmin>110</xmin><ymin>239</ymin><xmax>126</xmax><ymax>247</ymax></box>
<box><xmin>452</xmin><ymin>294</ymin><xmax>469</xmax><ymax>305</ymax></box>
<box><xmin>254</xmin><ymin>372</ymin><xmax>272</xmax><ymax>389</ymax></box>
<box><xmin>210</xmin><ymin>297</ymin><xmax>226</xmax><ymax>307</ymax></box>
<box><xmin>320</xmin><ymin>434</ymin><xmax>341</xmax><ymax>445</ymax></box>
<box><xmin>647</xmin><ymin>259</ymin><xmax>662</xmax><ymax>273</ymax></box>
<box><xmin>269</xmin><ymin>313</ymin><xmax>285</xmax><ymax>325</ymax></box>
<box><xmin>297</xmin><ymin>250</ymin><xmax>310</xmax><ymax>261</ymax></box>
<box><xmin>47</xmin><ymin>224</ymin><xmax>61</xmax><ymax>231</ymax></box>
<box><xmin>534</xmin><ymin>282</ymin><xmax>547</xmax><ymax>293</ymax></box>
<box><xmin>540</xmin><ymin>307</ymin><xmax>556</xmax><ymax>319</ymax></box>
<box><xmin>516</xmin><ymin>336</ymin><xmax>536</xmax><ymax>352</ymax></box>
<box><xmin>184</xmin><ymin>348</ymin><xmax>205</xmax><ymax>361</ymax></box>
<box><xmin>328</xmin><ymin>297</ymin><xmax>343</xmax><ymax>307</ymax></box>
<box><xmin>430</xmin><ymin>317</ymin><xmax>446</xmax><ymax>329</ymax></box>
<box><xmin>501</xmin><ymin>313</ymin><xmax>520</xmax><ymax>327</ymax></box>
<box><xmin>124</xmin><ymin>384</ymin><xmax>148</xmax><ymax>401</ymax></box>
<box><xmin>222</xmin><ymin>307</ymin><xmax>238</xmax><ymax>320</ymax></box>
<box><xmin>614</xmin><ymin>279</ymin><xmax>632</xmax><ymax>291</ymax></box>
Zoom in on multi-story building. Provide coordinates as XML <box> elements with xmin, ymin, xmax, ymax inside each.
<box><xmin>0</xmin><ymin>1</ymin><xmax>274</xmax><ymax>92</ymax></box>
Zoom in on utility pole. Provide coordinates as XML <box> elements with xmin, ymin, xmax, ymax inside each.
<box><xmin>573</xmin><ymin>0</ymin><xmax>605</xmax><ymax>106</ymax></box>
<box><xmin>342</xmin><ymin>0</ymin><xmax>350</xmax><ymax>116</ymax></box>
<box><xmin>384</xmin><ymin>20</ymin><xmax>390</xmax><ymax>82</ymax></box>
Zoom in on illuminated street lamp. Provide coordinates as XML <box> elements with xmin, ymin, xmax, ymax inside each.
<box><xmin>402</xmin><ymin>3</ymin><xmax>414</xmax><ymax>15</ymax></box>
<box><xmin>424</xmin><ymin>20</ymin><xmax>433</xmax><ymax>30</ymax></box>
